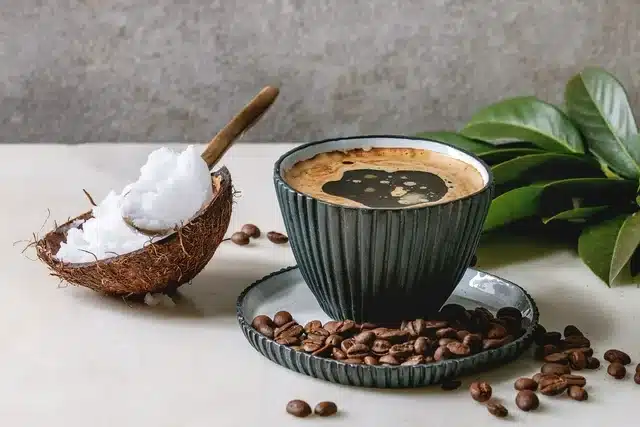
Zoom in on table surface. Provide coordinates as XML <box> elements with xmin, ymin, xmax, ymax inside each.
<box><xmin>2</xmin><ymin>143</ymin><xmax>640</xmax><ymax>427</ymax></box>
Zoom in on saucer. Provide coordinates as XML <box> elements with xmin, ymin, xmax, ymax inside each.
<box><xmin>236</xmin><ymin>266</ymin><xmax>539</xmax><ymax>388</ymax></box>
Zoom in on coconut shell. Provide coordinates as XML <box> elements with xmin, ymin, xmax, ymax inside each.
<box><xmin>35</xmin><ymin>167</ymin><xmax>233</xmax><ymax>296</ymax></box>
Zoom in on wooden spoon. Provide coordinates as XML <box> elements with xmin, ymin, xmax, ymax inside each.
<box><xmin>122</xmin><ymin>86</ymin><xmax>280</xmax><ymax>236</ymax></box>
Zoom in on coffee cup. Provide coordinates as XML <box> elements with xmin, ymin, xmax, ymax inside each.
<box><xmin>273</xmin><ymin>135</ymin><xmax>493</xmax><ymax>324</ymax></box>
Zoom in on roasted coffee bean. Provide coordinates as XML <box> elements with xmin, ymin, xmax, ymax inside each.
<box><xmin>346</xmin><ymin>343</ymin><xmax>370</xmax><ymax>358</ymax></box>
<box><xmin>364</xmin><ymin>356</ymin><xmax>379</xmax><ymax>365</ymax></box>
<box><xmin>486</xmin><ymin>400</ymin><xmax>508</xmax><ymax>418</ymax></box>
<box><xmin>434</xmin><ymin>345</ymin><xmax>453</xmax><ymax>361</ymax></box>
<box><xmin>634</xmin><ymin>373</ymin><xmax>640</xmax><ymax>385</ymax></box>
<box><xmin>414</xmin><ymin>337</ymin><xmax>431</xmax><ymax>355</ymax></box>
<box><xmin>402</xmin><ymin>355</ymin><xmax>426</xmax><ymax>366</ymax></box>
<box><xmin>636</xmin><ymin>363</ymin><xmax>640</xmax><ymax>374</ymax></box>
<box><xmin>404</xmin><ymin>319</ymin><xmax>428</xmax><ymax>337</ymax></box>
<box><xmin>608</xmin><ymin>362</ymin><xmax>626</xmax><ymax>379</ymax></box>
<box><xmin>302</xmin><ymin>341</ymin><xmax>322</xmax><ymax>353</ymax></box>
<box><xmin>359</xmin><ymin>322</ymin><xmax>378</xmax><ymax>330</ymax></box>
<box><xmin>475</xmin><ymin>307</ymin><xmax>495</xmax><ymax>320</ymax></box>
<box><xmin>497</xmin><ymin>306</ymin><xmax>522</xmax><ymax>322</ymax></box>
<box><xmin>311</xmin><ymin>344</ymin><xmax>332</xmax><ymax>357</ymax></box>
<box><xmin>514</xmin><ymin>377</ymin><xmax>538</xmax><ymax>391</ymax></box>
<box><xmin>275</xmin><ymin>336</ymin><xmax>300</xmax><ymax>346</ymax></box>
<box><xmin>562</xmin><ymin>347</ymin><xmax>593</xmax><ymax>358</ymax></box>
<box><xmin>252</xmin><ymin>315</ymin><xmax>273</xmax><ymax>329</ymax></box>
<box><xmin>482</xmin><ymin>337</ymin><xmax>511</xmax><ymax>350</ymax></box>
<box><xmin>424</xmin><ymin>320</ymin><xmax>449</xmax><ymax>329</ymax></box>
<box><xmin>561</xmin><ymin>374</ymin><xmax>586</xmax><ymax>387</ymax></box>
<box><xmin>539</xmin><ymin>375</ymin><xmax>568</xmax><ymax>396</ymax></box>
<box><xmin>305</xmin><ymin>333</ymin><xmax>327</xmax><ymax>345</ymax></box>
<box><xmin>543</xmin><ymin>352</ymin><xmax>569</xmax><ymax>364</ymax></box>
<box><xmin>286</xmin><ymin>399</ymin><xmax>312</xmax><ymax>418</ymax></box>
<box><xmin>463</xmin><ymin>334</ymin><xmax>482</xmax><ymax>353</ymax></box>
<box><xmin>332</xmin><ymin>348</ymin><xmax>347</xmax><ymax>360</ymax></box>
<box><xmin>562</xmin><ymin>335</ymin><xmax>590</xmax><ymax>349</ymax></box>
<box><xmin>456</xmin><ymin>330</ymin><xmax>470</xmax><ymax>340</ymax></box>
<box><xmin>516</xmin><ymin>390</ymin><xmax>539</xmax><ymax>411</ymax></box>
<box><xmin>231</xmin><ymin>231</ymin><xmax>250</xmax><ymax>245</ymax></box>
<box><xmin>371</xmin><ymin>339</ymin><xmax>392</xmax><ymax>355</ymax></box>
<box><xmin>439</xmin><ymin>304</ymin><xmax>468</xmax><ymax>322</ymax></box>
<box><xmin>447</xmin><ymin>341</ymin><xmax>471</xmax><ymax>356</ymax></box>
<box><xmin>373</xmin><ymin>328</ymin><xmax>410</xmax><ymax>342</ymax></box>
<box><xmin>354</xmin><ymin>330</ymin><xmax>376</xmax><ymax>345</ymax></box>
<box><xmin>325</xmin><ymin>334</ymin><xmax>343</xmax><ymax>347</ymax></box>
<box><xmin>267</xmin><ymin>231</ymin><xmax>288</xmax><ymax>244</ymax></box>
<box><xmin>379</xmin><ymin>354</ymin><xmax>401</xmax><ymax>365</ymax></box>
<box><xmin>338</xmin><ymin>320</ymin><xmax>357</xmax><ymax>334</ymax></box>
<box><xmin>340</xmin><ymin>338</ymin><xmax>356</xmax><ymax>353</ymax></box>
<box><xmin>290</xmin><ymin>345</ymin><xmax>303</xmax><ymax>352</ymax></box>
<box><xmin>438</xmin><ymin>338</ymin><xmax>457</xmax><ymax>346</ymax></box>
<box><xmin>342</xmin><ymin>358</ymin><xmax>363</xmax><ymax>364</ymax></box>
<box><xmin>568</xmin><ymin>386</ymin><xmax>588</xmax><ymax>401</ymax></box>
<box><xmin>604</xmin><ymin>349</ymin><xmax>631</xmax><ymax>365</ymax></box>
<box><xmin>469</xmin><ymin>381</ymin><xmax>493</xmax><ymax>402</ymax></box>
<box><xmin>436</xmin><ymin>327</ymin><xmax>458</xmax><ymax>339</ymax></box>
<box><xmin>304</xmin><ymin>320</ymin><xmax>322</xmax><ymax>333</ymax></box>
<box><xmin>441</xmin><ymin>379</ymin><xmax>462</xmax><ymax>390</ymax></box>
<box><xmin>314</xmin><ymin>401</ymin><xmax>338</xmax><ymax>417</ymax></box>
<box><xmin>255</xmin><ymin>324</ymin><xmax>275</xmax><ymax>339</ymax></box>
<box><xmin>532</xmin><ymin>373</ymin><xmax>543</xmax><ymax>384</ymax></box>
<box><xmin>587</xmin><ymin>357</ymin><xmax>600</xmax><ymax>370</ymax></box>
<box><xmin>569</xmin><ymin>351</ymin><xmax>587</xmax><ymax>370</ymax></box>
<box><xmin>533</xmin><ymin>324</ymin><xmax>547</xmax><ymax>345</ymax></box>
<box><xmin>274</xmin><ymin>321</ymin><xmax>299</xmax><ymax>337</ymax></box>
<box><xmin>389</xmin><ymin>343</ymin><xmax>414</xmax><ymax>358</ymax></box>
<box><xmin>241</xmin><ymin>223</ymin><xmax>261</xmax><ymax>238</ymax></box>
<box><xmin>542</xmin><ymin>331</ymin><xmax>562</xmax><ymax>345</ymax></box>
<box><xmin>563</xmin><ymin>325</ymin><xmax>583</xmax><ymax>337</ymax></box>
<box><xmin>541</xmin><ymin>363</ymin><xmax>571</xmax><ymax>375</ymax></box>
<box><xmin>487</xmin><ymin>323</ymin><xmax>508</xmax><ymax>339</ymax></box>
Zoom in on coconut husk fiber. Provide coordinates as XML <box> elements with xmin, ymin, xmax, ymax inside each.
<box><xmin>35</xmin><ymin>167</ymin><xmax>233</xmax><ymax>296</ymax></box>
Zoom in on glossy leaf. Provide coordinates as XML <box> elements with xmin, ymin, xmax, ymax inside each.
<box><xmin>414</xmin><ymin>131</ymin><xmax>494</xmax><ymax>154</ymax></box>
<box><xmin>609</xmin><ymin>211</ymin><xmax>640</xmax><ymax>283</ymax></box>
<box><xmin>578</xmin><ymin>215</ymin><xmax>627</xmax><ymax>286</ymax></box>
<box><xmin>483</xmin><ymin>185</ymin><xmax>544</xmax><ymax>232</ymax></box>
<box><xmin>565</xmin><ymin>68</ymin><xmax>640</xmax><ymax>179</ymax></box>
<box><xmin>491</xmin><ymin>153</ymin><xmax>602</xmax><ymax>186</ymax></box>
<box><xmin>479</xmin><ymin>148</ymin><xmax>545</xmax><ymax>165</ymax></box>
<box><xmin>460</xmin><ymin>96</ymin><xmax>585</xmax><ymax>153</ymax></box>
<box><xmin>542</xmin><ymin>206</ymin><xmax>610</xmax><ymax>224</ymax></box>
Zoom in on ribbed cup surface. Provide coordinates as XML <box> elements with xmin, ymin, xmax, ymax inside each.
<box><xmin>274</xmin><ymin>136</ymin><xmax>494</xmax><ymax>324</ymax></box>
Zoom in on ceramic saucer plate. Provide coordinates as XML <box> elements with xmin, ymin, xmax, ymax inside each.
<box><xmin>236</xmin><ymin>266</ymin><xmax>539</xmax><ymax>388</ymax></box>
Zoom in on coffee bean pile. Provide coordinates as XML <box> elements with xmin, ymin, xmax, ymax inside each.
<box><xmin>226</xmin><ymin>223</ymin><xmax>289</xmax><ymax>246</ymax></box>
<box><xmin>286</xmin><ymin>399</ymin><xmax>338</xmax><ymax>418</ymax></box>
<box><xmin>252</xmin><ymin>304</ymin><xmax>528</xmax><ymax>366</ymax></box>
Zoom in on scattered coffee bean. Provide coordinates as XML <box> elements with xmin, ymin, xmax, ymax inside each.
<box><xmin>562</xmin><ymin>335</ymin><xmax>591</xmax><ymax>349</ymax></box>
<box><xmin>231</xmin><ymin>231</ymin><xmax>250</xmax><ymax>245</ymax></box>
<box><xmin>286</xmin><ymin>399</ymin><xmax>312</xmax><ymax>418</ymax></box>
<box><xmin>441</xmin><ymin>379</ymin><xmax>462</xmax><ymax>390</ymax></box>
<box><xmin>532</xmin><ymin>373</ymin><xmax>543</xmax><ymax>384</ymax></box>
<box><xmin>533</xmin><ymin>324</ymin><xmax>547</xmax><ymax>345</ymax></box>
<box><xmin>544</xmin><ymin>352</ymin><xmax>569</xmax><ymax>364</ymax></box>
<box><xmin>241</xmin><ymin>223</ymin><xmax>261</xmax><ymax>238</ymax></box>
<box><xmin>567</xmin><ymin>385</ymin><xmax>588</xmax><ymax>401</ymax></box>
<box><xmin>273</xmin><ymin>311</ymin><xmax>293</xmax><ymax>327</ymax></box>
<box><xmin>634</xmin><ymin>373</ymin><xmax>640</xmax><ymax>385</ymax></box>
<box><xmin>561</xmin><ymin>374</ymin><xmax>587</xmax><ymax>387</ymax></box>
<box><xmin>514</xmin><ymin>377</ymin><xmax>538</xmax><ymax>391</ymax></box>
<box><xmin>608</xmin><ymin>362</ymin><xmax>626</xmax><ymax>379</ymax></box>
<box><xmin>636</xmin><ymin>363</ymin><xmax>640</xmax><ymax>374</ymax></box>
<box><xmin>563</xmin><ymin>325</ymin><xmax>583</xmax><ymax>337</ymax></box>
<box><xmin>541</xmin><ymin>362</ymin><xmax>571</xmax><ymax>376</ymax></box>
<box><xmin>604</xmin><ymin>349</ymin><xmax>631</xmax><ymax>365</ymax></box>
<box><xmin>267</xmin><ymin>231</ymin><xmax>289</xmax><ymax>244</ymax></box>
<box><xmin>542</xmin><ymin>331</ymin><xmax>562</xmax><ymax>345</ymax></box>
<box><xmin>486</xmin><ymin>400</ymin><xmax>508</xmax><ymax>418</ymax></box>
<box><xmin>586</xmin><ymin>357</ymin><xmax>600</xmax><ymax>370</ymax></box>
<box><xmin>469</xmin><ymin>381</ymin><xmax>492</xmax><ymax>402</ymax></box>
<box><xmin>516</xmin><ymin>390</ymin><xmax>539</xmax><ymax>411</ymax></box>
<box><xmin>563</xmin><ymin>347</ymin><xmax>594</xmax><ymax>358</ymax></box>
<box><xmin>569</xmin><ymin>351</ymin><xmax>587</xmax><ymax>370</ymax></box>
<box><xmin>314</xmin><ymin>401</ymin><xmax>338</xmax><ymax>417</ymax></box>
<box><xmin>539</xmin><ymin>375</ymin><xmax>568</xmax><ymax>396</ymax></box>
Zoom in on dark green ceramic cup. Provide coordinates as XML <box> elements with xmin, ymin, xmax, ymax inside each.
<box><xmin>274</xmin><ymin>136</ymin><xmax>493</xmax><ymax>324</ymax></box>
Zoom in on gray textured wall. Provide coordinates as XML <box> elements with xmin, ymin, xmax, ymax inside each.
<box><xmin>2</xmin><ymin>1</ymin><xmax>639</xmax><ymax>143</ymax></box>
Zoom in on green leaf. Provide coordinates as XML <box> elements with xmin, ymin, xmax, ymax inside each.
<box><xmin>415</xmin><ymin>131</ymin><xmax>494</xmax><ymax>154</ymax></box>
<box><xmin>578</xmin><ymin>215</ymin><xmax>627</xmax><ymax>285</ymax></box>
<box><xmin>565</xmin><ymin>68</ymin><xmax>640</xmax><ymax>180</ymax></box>
<box><xmin>460</xmin><ymin>96</ymin><xmax>585</xmax><ymax>154</ymax></box>
<box><xmin>609</xmin><ymin>211</ymin><xmax>640</xmax><ymax>283</ymax></box>
<box><xmin>483</xmin><ymin>185</ymin><xmax>544</xmax><ymax>232</ymax></box>
<box><xmin>542</xmin><ymin>206</ymin><xmax>610</xmax><ymax>224</ymax></box>
<box><xmin>491</xmin><ymin>153</ymin><xmax>602</xmax><ymax>186</ymax></box>
<box><xmin>479</xmin><ymin>148</ymin><xmax>545</xmax><ymax>165</ymax></box>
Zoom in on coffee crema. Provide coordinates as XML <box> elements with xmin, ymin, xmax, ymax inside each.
<box><xmin>283</xmin><ymin>147</ymin><xmax>485</xmax><ymax>208</ymax></box>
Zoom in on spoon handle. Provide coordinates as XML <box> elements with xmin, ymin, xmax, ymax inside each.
<box><xmin>201</xmin><ymin>86</ymin><xmax>280</xmax><ymax>169</ymax></box>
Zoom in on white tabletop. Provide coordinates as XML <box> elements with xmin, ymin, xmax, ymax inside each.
<box><xmin>2</xmin><ymin>143</ymin><xmax>639</xmax><ymax>427</ymax></box>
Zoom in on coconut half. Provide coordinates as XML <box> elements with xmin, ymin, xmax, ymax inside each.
<box><xmin>36</xmin><ymin>168</ymin><xmax>233</xmax><ymax>296</ymax></box>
